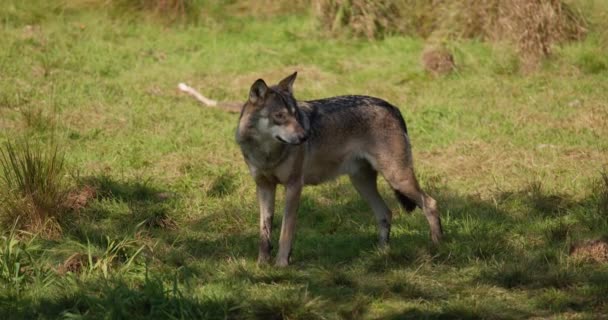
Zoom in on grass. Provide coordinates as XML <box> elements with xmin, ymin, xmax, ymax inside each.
<box><xmin>0</xmin><ymin>0</ymin><xmax>607</xmax><ymax>318</ymax></box>
<box><xmin>0</xmin><ymin>140</ymin><xmax>69</xmax><ymax>236</ymax></box>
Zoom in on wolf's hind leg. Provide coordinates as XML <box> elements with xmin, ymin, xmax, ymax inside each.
<box><xmin>381</xmin><ymin>166</ymin><xmax>443</xmax><ymax>244</ymax></box>
<box><xmin>349</xmin><ymin>162</ymin><xmax>392</xmax><ymax>247</ymax></box>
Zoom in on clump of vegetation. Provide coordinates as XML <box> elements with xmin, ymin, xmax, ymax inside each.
<box><xmin>64</xmin><ymin>237</ymin><xmax>147</xmax><ymax>278</ymax></box>
<box><xmin>314</xmin><ymin>0</ymin><xmax>587</xmax><ymax>71</ymax></box>
<box><xmin>0</xmin><ymin>140</ymin><xmax>69</xmax><ymax>237</ymax></box>
<box><xmin>312</xmin><ymin>0</ymin><xmax>436</xmax><ymax>39</ymax></box>
<box><xmin>0</xmin><ymin>224</ymin><xmax>45</xmax><ymax>292</ymax></box>
<box><xmin>492</xmin><ymin>0</ymin><xmax>587</xmax><ymax>71</ymax></box>
<box><xmin>421</xmin><ymin>45</ymin><xmax>456</xmax><ymax>76</ymax></box>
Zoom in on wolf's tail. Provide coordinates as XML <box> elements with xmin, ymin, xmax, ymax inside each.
<box><xmin>393</xmin><ymin>189</ymin><xmax>418</xmax><ymax>212</ymax></box>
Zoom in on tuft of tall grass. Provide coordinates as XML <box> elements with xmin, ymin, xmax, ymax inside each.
<box><xmin>0</xmin><ymin>140</ymin><xmax>69</xmax><ymax>236</ymax></box>
<box><xmin>80</xmin><ymin>236</ymin><xmax>147</xmax><ymax>278</ymax></box>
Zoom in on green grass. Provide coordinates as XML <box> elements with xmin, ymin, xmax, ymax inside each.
<box><xmin>1</xmin><ymin>0</ymin><xmax>607</xmax><ymax>318</ymax></box>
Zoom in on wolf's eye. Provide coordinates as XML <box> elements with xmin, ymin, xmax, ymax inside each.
<box><xmin>273</xmin><ymin>112</ymin><xmax>287</xmax><ymax>122</ymax></box>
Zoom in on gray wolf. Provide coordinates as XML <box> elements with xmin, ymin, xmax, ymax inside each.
<box><xmin>182</xmin><ymin>73</ymin><xmax>443</xmax><ymax>267</ymax></box>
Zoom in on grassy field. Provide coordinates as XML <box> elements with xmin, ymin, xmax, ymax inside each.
<box><xmin>1</xmin><ymin>1</ymin><xmax>608</xmax><ymax>319</ymax></box>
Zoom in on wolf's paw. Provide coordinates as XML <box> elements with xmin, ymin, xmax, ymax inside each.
<box><xmin>257</xmin><ymin>254</ymin><xmax>271</xmax><ymax>265</ymax></box>
<box><xmin>275</xmin><ymin>258</ymin><xmax>289</xmax><ymax>267</ymax></box>
<box><xmin>431</xmin><ymin>230</ymin><xmax>443</xmax><ymax>245</ymax></box>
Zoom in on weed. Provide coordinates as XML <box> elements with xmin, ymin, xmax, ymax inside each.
<box><xmin>0</xmin><ymin>140</ymin><xmax>69</xmax><ymax>236</ymax></box>
<box><xmin>19</xmin><ymin>107</ymin><xmax>54</xmax><ymax>133</ymax></box>
<box><xmin>0</xmin><ymin>223</ymin><xmax>42</xmax><ymax>292</ymax></box>
<box><xmin>78</xmin><ymin>236</ymin><xmax>147</xmax><ymax>278</ymax></box>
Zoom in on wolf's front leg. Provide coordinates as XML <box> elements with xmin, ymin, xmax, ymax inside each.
<box><xmin>256</xmin><ymin>181</ymin><xmax>276</xmax><ymax>264</ymax></box>
<box><xmin>276</xmin><ymin>180</ymin><xmax>303</xmax><ymax>267</ymax></box>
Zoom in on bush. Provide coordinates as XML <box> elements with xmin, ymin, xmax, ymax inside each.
<box><xmin>0</xmin><ymin>140</ymin><xmax>69</xmax><ymax>236</ymax></box>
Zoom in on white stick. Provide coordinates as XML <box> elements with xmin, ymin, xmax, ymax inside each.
<box><xmin>178</xmin><ymin>83</ymin><xmax>218</xmax><ymax>107</ymax></box>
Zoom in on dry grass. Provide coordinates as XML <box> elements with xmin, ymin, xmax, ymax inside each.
<box><xmin>570</xmin><ymin>239</ymin><xmax>608</xmax><ymax>263</ymax></box>
<box><xmin>442</xmin><ymin>0</ymin><xmax>587</xmax><ymax>71</ymax></box>
<box><xmin>114</xmin><ymin>0</ymin><xmax>196</xmax><ymax>22</ymax></box>
<box><xmin>434</xmin><ymin>0</ymin><xmax>500</xmax><ymax>40</ymax></box>
<box><xmin>314</xmin><ymin>0</ymin><xmax>587</xmax><ymax>71</ymax></box>
<box><xmin>226</xmin><ymin>0</ymin><xmax>310</xmax><ymax>18</ymax></box>
<box><xmin>493</xmin><ymin>0</ymin><xmax>587</xmax><ymax>71</ymax></box>
<box><xmin>64</xmin><ymin>0</ymin><xmax>311</xmax><ymax>21</ymax></box>
<box><xmin>62</xmin><ymin>0</ymin><xmax>202</xmax><ymax>22</ymax></box>
<box><xmin>312</xmin><ymin>0</ymin><xmax>436</xmax><ymax>39</ymax></box>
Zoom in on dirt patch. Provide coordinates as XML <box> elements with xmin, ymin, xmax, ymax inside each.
<box><xmin>570</xmin><ymin>239</ymin><xmax>608</xmax><ymax>263</ymax></box>
<box><xmin>65</xmin><ymin>185</ymin><xmax>97</xmax><ymax>211</ymax></box>
<box><xmin>144</xmin><ymin>213</ymin><xmax>178</xmax><ymax>230</ymax></box>
<box><xmin>421</xmin><ymin>46</ymin><xmax>455</xmax><ymax>76</ymax></box>
<box><xmin>57</xmin><ymin>252</ymin><xmax>89</xmax><ymax>275</ymax></box>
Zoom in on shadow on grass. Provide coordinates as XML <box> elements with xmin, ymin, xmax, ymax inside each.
<box><xmin>380</xmin><ymin>305</ymin><xmax>530</xmax><ymax>320</ymax></box>
<box><xmin>66</xmin><ymin>175</ymin><xmax>603</xmax><ymax>269</ymax></box>
<box><xmin>0</xmin><ymin>275</ymin><xmax>241</xmax><ymax>320</ymax></box>
<box><xmin>162</xmin><ymin>179</ymin><xmax>595</xmax><ymax>269</ymax></box>
<box><xmin>496</xmin><ymin>181</ymin><xmax>580</xmax><ymax>218</ymax></box>
<box><xmin>36</xmin><ymin>174</ymin><xmax>607</xmax><ymax>319</ymax></box>
<box><xmin>63</xmin><ymin>175</ymin><xmax>176</xmax><ymax>244</ymax></box>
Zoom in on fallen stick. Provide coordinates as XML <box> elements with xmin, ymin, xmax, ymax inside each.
<box><xmin>177</xmin><ymin>83</ymin><xmax>241</xmax><ymax>113</ymax></box>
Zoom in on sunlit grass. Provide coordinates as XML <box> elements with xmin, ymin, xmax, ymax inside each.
<box><xmin>0</xmin><ymin>0</ymin><xmax>607</xmax><ymax>318</ymax></box>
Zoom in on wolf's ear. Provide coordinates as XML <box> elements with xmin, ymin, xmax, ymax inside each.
<box><xmin>249</xmin><ymin>79</ymin><xmax>268</xmax><ymax>104</ymax></box>
<box><xmin>278</xmin><ymin>71</ymin><xmax>297</xmax><ymax>94</ymax></box>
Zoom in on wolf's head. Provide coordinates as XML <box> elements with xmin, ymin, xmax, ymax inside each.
<box><xmin>239</xmin><ymin>72</ymin><xmax>309</xmax><ymax>145</ymax></box>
